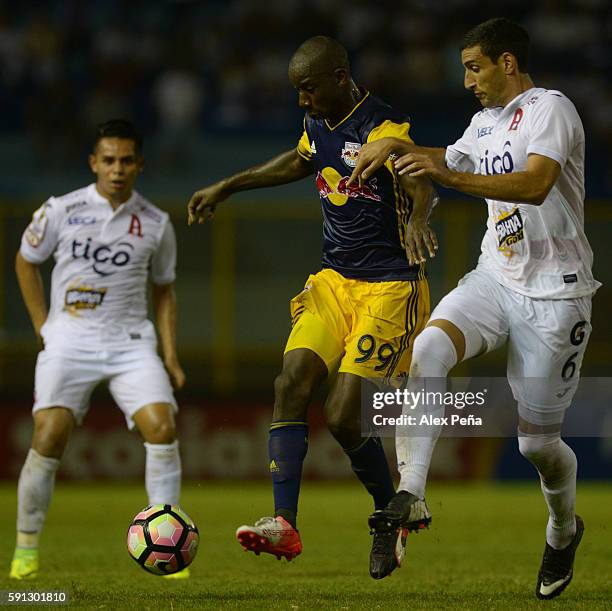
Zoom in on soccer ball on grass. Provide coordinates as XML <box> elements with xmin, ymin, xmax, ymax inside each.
<box><xmin>127</xmin><ymin>504</ymin><xmax>199</xmax><ymax>575</ymax></box>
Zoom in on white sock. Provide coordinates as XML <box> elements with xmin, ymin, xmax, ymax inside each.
<box><xmin>397</xmin><ymin>326</ymin><xmax>457</xmax><ymax>498</ymax></box>
<box><xmin>16</xmin><ymin>449</ymin><xmax>60</xmax><ymax>547</ymax></box>
<box><xmin>518</xmin><ymin>435</ymin><xmax>577</xmax><ymax>549</ymax></box>
<box><xmin>144</xmin><ymin>441</ymin><xmax>181</xmax><ymax>505</ymax></box>
<box><xmin>396</xmin><ymin>434</ymin><xmax>439</xmax><ymax>499</ymax></box>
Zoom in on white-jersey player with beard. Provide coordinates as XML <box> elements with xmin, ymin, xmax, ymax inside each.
<box><xmin>445</xmin><ymin>87</ymin><xmax>598</xmax><ymax>299</ymax></box>
<box><xmin>10</xmin><ymin>120</ymin><xmax>188</xmax><ymax>580</ymax></box>
<box><xmin>348</xmin><ymin>18</ymin><xmax>599</xmax><ymax>600</ymax></box>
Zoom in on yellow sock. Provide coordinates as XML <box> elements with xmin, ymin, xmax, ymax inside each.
<box><xmin>16</xmin><ymin>532</ymin><xmax>39</xmax><ymax>549</ymax></box>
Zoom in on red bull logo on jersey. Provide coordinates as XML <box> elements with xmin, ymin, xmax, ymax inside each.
<box><xmin>341</xmin><ymin>142</ymin><xmax>361</xmax><ymax>168</ymax></box>
<box><xmin>337</xmin><ymin>176</ymin><xmax>381</xmax><ymax>201</ymax></box>
<box><xmin>316</xmin><ymin>172</ymin><xmax>334</xmax><ymax>198</ymax></box>
<box><xmin>316</xmin><ymin>171</ymin><xmax>382</xmax><ymax>204</ymax></box>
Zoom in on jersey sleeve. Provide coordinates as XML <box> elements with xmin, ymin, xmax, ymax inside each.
<box><xmin>296</xmin><ymin>122</ymin><xmax>312</xmax><ymax>161</ymax></box>
<box><xmin>150</xmin><ymin>219</ymin><xmax>177</xmax><ymax>285</ymax></box>
<box><xmin>366</xmin><ymin>119</ymin><xmax>413</xmax><ymax>144</ymax></box>
<box><xmin>19</xmin><ymin>198</ymin><xmax>61</xmax><ymax>263</ymax></box>
<box><xmin>526</xmin><ymin>94</ymin><xmax>580</xmax><ymax>167</ymax></box>
<box><xmin>445</xmin><ymin>120</ymin><xmax>477</xmax><ymax>173</ymax></box>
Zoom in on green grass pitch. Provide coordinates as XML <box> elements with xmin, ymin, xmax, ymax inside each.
<box><xmin>0</xmin><ymin>481</ymin><xmax>610</xmax><ymax>609</ymax></box>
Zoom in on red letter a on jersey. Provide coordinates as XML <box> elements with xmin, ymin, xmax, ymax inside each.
<box><xmin>128</xmin><ymin>214</ymin><xmax>143</xmax><ymax>237</ymax></box>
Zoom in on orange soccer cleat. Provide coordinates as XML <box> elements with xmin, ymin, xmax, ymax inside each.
<box><xmin>236</xmin><ymin>516</ymin><xmax>303</xmax><ymax>561</ymax></box>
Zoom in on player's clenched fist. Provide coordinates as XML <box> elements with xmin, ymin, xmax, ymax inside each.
<box><xmin>187</xmin><ymin>183</ymin><xmax>228</xmax><ymax>225</ymax></box>
<box><xmin>164</xmin><ymin>358</ymin><xmax>186</xmax><ymax>390</ymax></box>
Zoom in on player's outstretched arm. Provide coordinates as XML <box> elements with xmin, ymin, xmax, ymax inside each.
<box><xmin>397</xmin><ymin>152</ymin><xmax>561</xmax><ymax>205</ymax></box>
<box><xmin>400</xmin><ymin>175</ymin><xmax>438</xmax><ymax>265</ymax></box>
<box><xmin>347</xmin><ymin>138</ymin><xmax>446</xmax><ymax>185</ymax></box>
<box><xmin>152</xmin><ymin>282</ymin><xmax>185</xmax><ymax>390</ymax></box>
<box><xmin>15</xmin><ymin>252</ymin><xmax>47</xmax><ymax>349</ymax></box>
<box><xmin>187</xmin><ymin>149</ymin><xmax>313</xmax><ymax>225</ymax></box>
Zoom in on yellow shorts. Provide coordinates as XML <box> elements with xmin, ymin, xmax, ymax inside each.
<box><xmin>284</xmin><ymin>268</ymin><xmax>430</xmax><ymax>379</ymax></box>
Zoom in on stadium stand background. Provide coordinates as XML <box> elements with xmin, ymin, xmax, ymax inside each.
<box><xmin>0</xmin><ymin>1</ymin><xmax>610</xmax><ymax>481</ymax></box>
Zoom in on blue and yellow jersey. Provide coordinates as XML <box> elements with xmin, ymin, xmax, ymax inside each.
<box><xmin>297</xmin><ymin>90</ymin><xmax>423</xmax><ymax>281</ymax></box>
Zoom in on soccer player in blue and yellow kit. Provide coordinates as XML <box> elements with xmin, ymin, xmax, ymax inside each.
<box><xmin>188</xmin><ymin>36</ymin><xmax>437</xmax><ymax>578</ymax></box>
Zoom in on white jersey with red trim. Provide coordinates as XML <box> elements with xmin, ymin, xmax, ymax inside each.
<box><xmin>20</xmin><ymin>183</ymin><xmax>176</xmax><ymax>350</ymax></box>
<box><xmin>445</xmin><ymin>87</ymin><xmax>600</xmax><ymax>299</ymax></box>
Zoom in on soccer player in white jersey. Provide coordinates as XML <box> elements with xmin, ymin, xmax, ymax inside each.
<box><xmin>348</xmin><ymin>18</ymin><xmax>600</xmax><ymax>599</ymax></box>
<box><xmin>9</xmin><ymin>120</ymin><xmax>187</xmax><ymax>580</ymax></box>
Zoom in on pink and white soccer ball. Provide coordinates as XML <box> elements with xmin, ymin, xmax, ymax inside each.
<box><xmin>127</xmin><ymin>504</ymin><xmax>199</xmax><ymax>575</ymax></box>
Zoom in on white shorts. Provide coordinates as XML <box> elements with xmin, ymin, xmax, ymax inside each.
<box><xmin>429</xmin><ymin>267</ymin><xmax>592</xmax><ymax>415</ymax></box>
<box><xmin>33</xmin><ymin>346</ymin><xmax>177</xmax><ymax>429</ymax></box>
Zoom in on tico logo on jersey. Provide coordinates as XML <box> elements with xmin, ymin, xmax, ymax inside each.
<box><xmin>341</xmin><ymin>142</ymin><xmax>361</xmax><ymax>168</ymax></box>
<box><xmin>480</xmin><ymin>141</ymin><xmax>515</xmax><ymax>176</ymax></box>
<box><xmin>71</xmin><ymin>238</ymin><xmax>134</xmax><ymax>276</ymax></box>
<box><xmin>496</xmin><ymin>208</ymin><xmax>524</xmax><ymax>250</ymax></box>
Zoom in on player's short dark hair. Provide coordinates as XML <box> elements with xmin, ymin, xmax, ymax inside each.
<box><xmin>94</xmin><ymin>119</ymin><xmax>143</xmax><ymax>154</ymax></box>
<box><xmin>461</xmin><ymin>18</ymin><xmax>530</xmax><ymax>72</ymax></box>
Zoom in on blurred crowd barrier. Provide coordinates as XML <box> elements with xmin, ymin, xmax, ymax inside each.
<box><xmin>0</xmin><ymin>400</ymin><xmax>610</xmax><ymax>481</ymax></box>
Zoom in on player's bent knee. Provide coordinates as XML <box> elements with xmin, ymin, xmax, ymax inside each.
<box><xmin>133</xmin><ymin>403</ymin><xmax>177</xmax><ymax>444</ymax></box>
<box><xmin>32</xmin><ymin>407</ymin><xmax>75</xmax><ymax>458</ymax></box>
<box><xmin>273</xmin><ymin>373</ymin><xmax>312</xmax><ymax>421</ymax></box>
<box><xmin>518</xmin><ymin>434</ymin><xmax>577</xmax><ymax>482</ymax></box>
<box><xmin>141</xmin><ymin>419</ymin><xmax>176</xmax><ymax>444</ymax></box>
<box><xmin>272</xmin><ymin>344</ymin><xmax>328</xmax><ymax>423</ymax></box>
<box><xmin>325</xmin><ymin>412</ymin><xmax>360</xmax><ymax>447</ymax></box>
<box><xmin>518</xmin><ymin>435</ymin><xmax>563</xmax><ymax>470</ymax></box>
<box><xmin>277</xmin><ymin>349</ymin><xmax>326</xmax><ymax>388</ymax></box>
<box><xmin>325</xmin><ymin>406</ymin><xmax>350</xmax><ymax>435</ymax></box>
<box><xmin>145</xmin><ymin>423</ymin><xmax>176</xmax><ymax>444</ymax></box>
<box><xmin>518</xmin><ymin>435</ymin><xmax>551</xmax><ymax>460</ymax></box>
<box><xmin>324</xmin><ymin>380</ymin><xmax>360</xmax><ymax>437</ymax></box>
<box><xmin>410</xmin><ymin>325</ymin><xmax>459</xmax><ymax>377</ymax></box>
<box><xmin>427</xmin><ymin>319</ymin><xmax>465</xmax><ymax>362</ymax></box>
<box><xmin>274</xmin><ymin>368</ymin><xmax>318</xmax><ymax>405</ymax></box>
